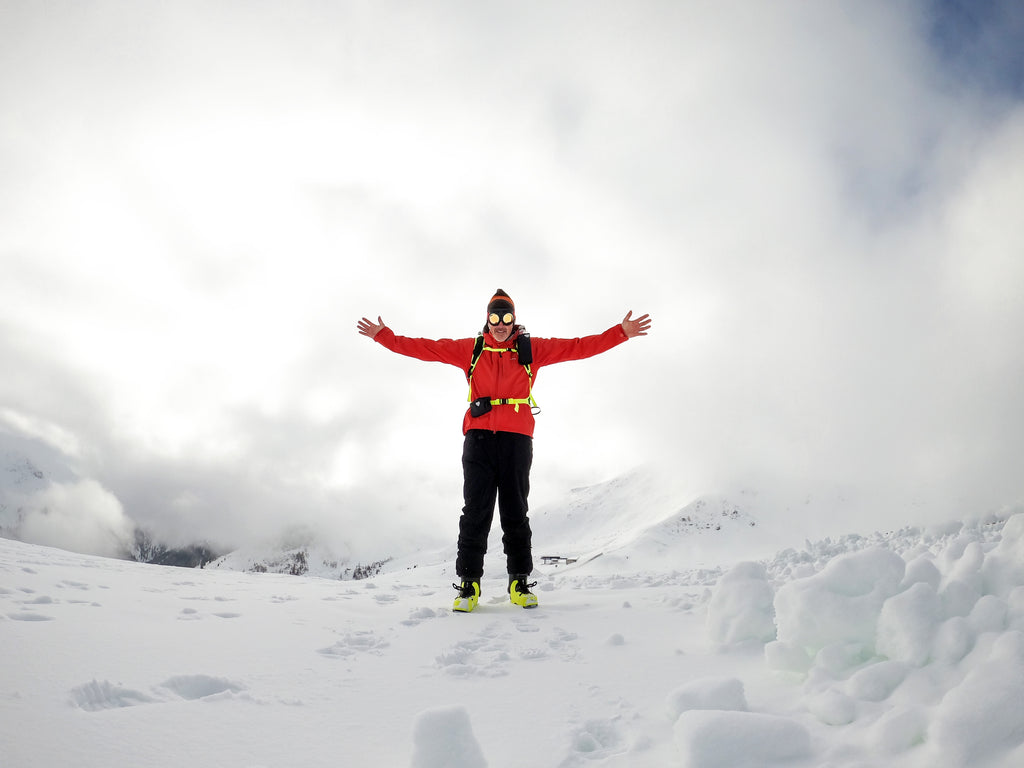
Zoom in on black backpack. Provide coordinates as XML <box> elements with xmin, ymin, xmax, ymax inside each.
<box><xmin>465</xmin><ymin>329</ymin><xmax>537</xmax><ymax>412</ymax></box>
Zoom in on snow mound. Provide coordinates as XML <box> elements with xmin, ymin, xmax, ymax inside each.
<box><xmin>926</xmin><ymin>632</ymin><xmax>1024</xmax><ymax>765</ymax></box>
<box><xmin>410</xmin><ymin>705</ymin><xmax>488</xmax><ymax>768</ymax></box>
<box><xmin>706</xmin><ymin>561</ymin><xmax>775</xmax><ymax>645</ymax></box>
<box><xmin>673</xmin><ymin>710</ymin><xmax>810</xmax><ymax>768</ymax></box>
<box><xmin>666</xmin><ymin>677</ymin><xmax>748</xmax><ymax>721</ymax></box>
<box><xmin>700</xmin><ymin>511</ymin><xmax>1024</xmax><ymax>766</ymax></box>
<box><xmin>774</xmin><ymin>546</ymin><xmax>905</xmax><ymax>655</ymax></box>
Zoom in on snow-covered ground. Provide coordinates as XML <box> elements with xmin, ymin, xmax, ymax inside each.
<box><xmin>4</xmin><ymin>495</ymin><xmax>1024</xmax><ymax>767</ymax></box>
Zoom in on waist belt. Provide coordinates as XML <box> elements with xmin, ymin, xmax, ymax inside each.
<box><xmin>465</xmin><ymin>339</ymin><xmax>539</xmax><ymax>413</ymax></box>
<box><xmin>488</xmin><ymin>397</ymin><xmax>533</xmax><ymax>413</ymax></box>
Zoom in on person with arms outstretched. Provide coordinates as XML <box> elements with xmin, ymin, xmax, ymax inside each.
<box><xmin>357</xmin><ymin>289</ymin><xmax>651</xmax><ymax>612</ymax></box>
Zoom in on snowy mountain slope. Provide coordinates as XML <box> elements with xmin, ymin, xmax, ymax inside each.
<box><xmin>0</xmin><ymin>429</ymin><xmax>931</xmax><ymax>586</ymax></box>
<box><xmin>0</xmin><ymin>455</ymin><xmax>46</xmax><ymax>534</ymax></box>
<box><xmin>202</xmin><ymin>469</ymin><xmax>762</xmax><ymax>582</ymax></box>
<box><xmin>530</xmin><ymin>470</ymin><xmax>759</xmax><ymax>567</ymax></box>
<box><xmin>4</xmin><ymin>507</ymin><xmax>1023</xmax><ymax>767</ymax></box>
<box><xmin>207</xmin><ymin>538</ymin><xmax>394</xmax><ymax>580</ymax></box>
<box><xmin>0</xmin><ymin>434</ymin><xmax>75</xmax><ymax>533</ymax></box>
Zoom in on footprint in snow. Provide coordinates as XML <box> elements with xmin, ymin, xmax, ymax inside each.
<box><xmin>514</xmin><ymin>620</ymin><xmax>541</xmax><ymax>633</ymax></box>
<box><xmin>563</xmin><ymin>718</ymin><xmax>628</xmax><ymax>765</ymax></box>
<box><xmin>318</xmin><ymin>630</ymin><xmax>390</xmax><ymax>658</ymax></box>
<box><xmin>70</xmin><ymin>680</ymin><xmax>157</xmax><ymax>711</ymax></box>
<box><xmin>434</xmin><ymin>620</ymin><xmax>579</xmax><ymax>674</ymax></box>
<box><xmin>59</xmin><ymin>580</ymin><xmax>91</xmax><ymax>590</ymax></box>
<box><xmin>402</xmin><ymin>606</ymin><xmax>440</xmax><ymax>626</ymax></box>
<box><xmin>22</xmin><ymin>595</ymin><xmax>56</xmax><ymax>605</ymax></box>
<box><xmin>69</xmin><ymin>675</ymin><xmax>246</xmax><ymax>711</ymax></box>
<box><xmin>435</xmin><ymin>624</ymin><xmax>512</xmax><ymax>678</ymax></box>
<box><xmin>158</xmin><ymin>674</ymin><xmax>245</xmax><ymax>700</ymax></box>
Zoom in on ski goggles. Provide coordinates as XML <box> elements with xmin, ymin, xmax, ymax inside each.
<box><xmin>488</xmin><ymin>311</ymin><xmax>515</xmax><ymax>326</ymax></box>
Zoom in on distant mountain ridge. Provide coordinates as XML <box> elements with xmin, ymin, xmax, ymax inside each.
<box><xmin>1</xmin><ymin>438</ymin><xmax>70</xmax><ymax>540</ymax></box>
<box><xmin>3</xmin><ymin>433</ymin><xmax>770</xmax><ymax>579</ymax></box>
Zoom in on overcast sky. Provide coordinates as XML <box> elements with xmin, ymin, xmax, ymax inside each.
<box><xmin>2</xmin><ymin>0</ymin><xmax>1023</xmax><ymax>555</ymax></box>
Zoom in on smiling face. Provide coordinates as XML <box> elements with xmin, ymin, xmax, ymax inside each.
<box><xmin>488</xmin><ymin>310</ymin><xmax>515</xmax><ymax>342</ymax></box>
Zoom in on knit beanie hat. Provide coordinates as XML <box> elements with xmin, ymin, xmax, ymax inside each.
<box><xmin>487</xmin><ymin>289</ymin><xmax>515</xmax><ymax>315</ymax></box>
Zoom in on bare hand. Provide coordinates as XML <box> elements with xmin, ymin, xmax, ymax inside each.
<box><xmin>357</xmin><ymin>316</ymin><xmax>385</xmax><ymax>339</ymax></box>
<box><xmin>621</xmin><ymin>311</ymin><xmax>651</xmax><ymax>338</ymax></box>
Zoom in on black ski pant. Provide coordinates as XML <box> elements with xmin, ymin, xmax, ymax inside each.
<box><xmin>456</xmin><ymin>429</ymin><xmax>533</xmax><ymax>580</ymax></box>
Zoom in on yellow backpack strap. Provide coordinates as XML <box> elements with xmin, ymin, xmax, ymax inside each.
<box><xmin>524</xmin><ymin>364</ymin><xmax>538</xmax><ymax>410</ymax></box>
<box><xmin>466</xmin><ymin>334</ymin><xmax>485</xmax><ymax>402</ymax></box>
<box><xmin>515</xmin><ymin>332</ymin><xmax>537</xmax><ymax>410</ymax></box>
<box><xmin>465</xmin><ymin>336</ymin><xmax>540</xmax><ymax>413</ymax></box>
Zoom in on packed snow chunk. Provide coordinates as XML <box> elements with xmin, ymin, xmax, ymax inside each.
<box><xmin>876</xmin><ymin>581</ymin><xmax>941</xmax><ymax>665</ymax></box>
<box><xmin>867</xmin><ymin>706</ymin><xmax>928</xmax><ymax>754</ymax></box>
<box><xmin>774</xmin><ymin>547</ymin><xmax>905</xmax><ymax>655</ymax></box>
<box><xmin>813</xmin><ymin>641</ymin><xmax>871</xmax><ymax>677</ymax></box>
<box><xmin>673</xmin><ymin>710</ymin><xmax>810</xmax><ymax>768</ymax></box>
<box><xmin>901</xmin><ymin>555</ymin><xmax>941</xmax><ymax>591</ymax></box>
<box><xmin>666</xmin><ymin>677</ymin><xmax>747</xmax><ymax>721</ymax></box>
<box><xmin>968</xmin><ymin>594</ymin><xmax>1007</xmax><ymax>633</ymax></box>
<box><xmin>925</xmin><ymin>632</ymin><xmax>1024</xmax><ymax>765</ymax></box>
<box><xmin>939</xmin><ymin>578</ymin><xmax>981</xmax><ymax>619</ymax></box>
<box><xmin>930</xmin><ymin>616</ymin><xmax>975</xmax><ymax>664</ymax></box>
<box><xmin>845</xmin><ymin>660</ymin><xmax>908</xmax><ymax>702</ymax></box>
<box><xmin>807</xmin><ymin>689</ymin><xmax>856</xmax><ymax>726</ymax></box>
<box><xmin>981</xmin><ymin>512</ymin><xmax>1024</xmax><ymax>597</ymax></box>
<box><xmin>706</xmin><ymin>561</ymin><xmax>775</xmax><ymax>646</ymax></box>
<box><xmin>945</xmin><ymin>540</ymin><xmax>985</xmax><ymax>592</ymax></box>
<box><xmin>764</xmin><ymin>640</ymin><xmax>812</xmax><ymax>675</ymax></box>
<box><xmin>993</xmin><ymin>629</ymin><xmax>1024</xmax><ymax>662</ymax></box>
<box><xmin>410</xmin><ymin>705</ymin><xmax>488</xmax><ymax>768</ymax></box>
<box><xmin>1009</xmin><ymin>585</ymin><xmax>1024</xmax><ymax>631</ymax></box>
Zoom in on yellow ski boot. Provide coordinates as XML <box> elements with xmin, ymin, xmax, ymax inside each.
<box><xmin>452</xmin><ymin>580</ymin><xmax>480</xmax><ymax>613</ymax></box>
<box><xmin>508</xmin><ymin>574</ymin><xmax>539</xmax><ymax>609</ymax></box>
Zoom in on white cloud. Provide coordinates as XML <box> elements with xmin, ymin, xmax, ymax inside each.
<box><xmin>1</xmin><ymin>1</ymin><xmax>1022</xmax><ymax>551</ymax></box>
<box><xmin>15</xmin><ymin>480</ymin><xmax>134</xmax><ymax>559</ymax></box>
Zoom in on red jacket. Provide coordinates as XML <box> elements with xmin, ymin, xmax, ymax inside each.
<box><xmin>374</xmin><ymin>324</ymin><xmax>628</xmax><ymax>437</ymax></box>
